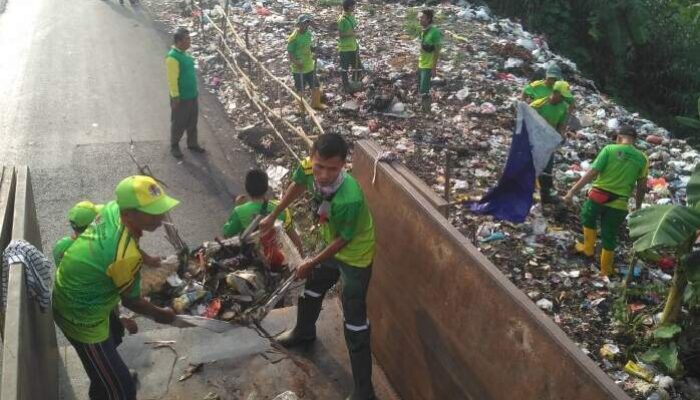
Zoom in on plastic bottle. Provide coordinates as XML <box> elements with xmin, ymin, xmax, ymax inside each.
<box><xmin>172</xmin><ymin>289</ymin><xmax>208</xmax><ymax>313</ymax></box>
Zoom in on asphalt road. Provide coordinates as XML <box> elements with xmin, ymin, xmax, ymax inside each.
<box><xmin>0</xmin><ymin>0</ymin><xmax>252</xmax><ymax>257</ymax></box>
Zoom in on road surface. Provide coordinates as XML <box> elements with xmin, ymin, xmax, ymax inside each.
<box><xmin>0</xmin><ymin>0</ymin><xmax>252</xmax><ymax>257</ymax></box>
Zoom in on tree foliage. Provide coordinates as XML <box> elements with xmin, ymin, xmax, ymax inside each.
<box><xmin>483</xmin><ymin>0</ymin><xmax>700</xmax><ymax>143</ymax></box>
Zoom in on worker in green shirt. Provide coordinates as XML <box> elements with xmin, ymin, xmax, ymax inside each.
<box><xmin>564</xmin><ymin>126</ymin><xmax>648</xmax><ymax>276</ymax></box>
<box><xmin>166</xmin><ymin>27</ymin><xmax>205</xmax><ymax>159</ymax></box>
<box><xmin>259</xmin><ymin>134</ymin><xmax>376</xmax><ymax>400</ymax></box>
<box><xmin>53</xmin><ymin>176</ymin><xmax>179</xmax><ymax>400</ymax></box>
<box><xmin>288</xmin><ymin>14</ymin><xmax>326</xmax><ymax>111</ymax></box>
<box><xmin>530</xmin><ymin>80</ymin><xmax>571</xmax><ymax>204</ymax></box>
<box><xmin>54</xmin><ymin>200</ymin><xmax>140</xmax><ymax>350</ymax></box>
<box><xmin>417</xmin><ymin>9</ymin><xmax>442</xmax><ymax>113</ymax></box>
<box><xmin>53</xmin><ymin>201</ymin><xmax>102</xmax><ymax>266</ymax></box>
<box><xmin>337</xmin><ymin>0</ymin><xmax>361</xmax><ymax>93</ymax></box>
<box><xmin>223</xmin><ymin>169</ymin><xmax>304</xmax><ymax>254</ymax></box>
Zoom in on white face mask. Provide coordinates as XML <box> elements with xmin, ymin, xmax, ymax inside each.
<box><xmin>314</xmin><ymin>171</ymin><xmax>345</xmax><ymax>199</ymax></box>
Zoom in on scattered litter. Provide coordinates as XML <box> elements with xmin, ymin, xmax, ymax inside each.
<box><xmin>536</xmin><ymin>298</ymin><xmax>553</xmax><ymax>312</ymax></box>
<box><xmin>178</xmin><ymin>363</ymin><xmax>204</xmax><ymax>382</ymax></box>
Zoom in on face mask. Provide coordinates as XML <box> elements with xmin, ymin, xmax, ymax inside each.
<box><xmin>314</xmin><ymin>171</ymin><xmax>345</xmax><ymax>199</ymax></box>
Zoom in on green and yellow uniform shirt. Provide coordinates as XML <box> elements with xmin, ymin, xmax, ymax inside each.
<box><xmin>166</xmin><ymin>47</ymin><xmax>198</xmax><ymax>100</ymax></box>
<box><xmin>591</xmin><ymin>144</ymin><xmax>649</xmax><ymax>210</ymax></box>
<box><xmin>52</xmin><ymin>236</ymin><xmax>75</xmax><ymax>266</ymax></box>
<box><xmin>292</xmin><ymin>158</ymin><xmax>375</xmax><ymax>268</ymax></box>
<box><xmin>223</xmin><ymin>200</ymin><xmax>292</xmax><ymax>238</ymax></box>
<box><xmin>53</xmin><ymin>201</ymin><xmax>143</xmax><ymax>344</ymax></box>
<box><xmin>530</xmin><ymin>97</ymin><xmax>569</xmax><ymax>128</ymax></box>
<box><xmin>337</xmin><ymin>13</ymin><xmax>358</xmax><ymax>52</ymax></box>
<box><xmin>523</xmin><ymin>80</ymin><xmax>574</xmax><ymax>105</ymax></box>
<box><xmin>418</xmin><ymin>25</ymin><xmax>442</xmax><ymax>70</ymax></box>
<box><xmin>287</xmin><ymin>29</ymin><xmax>315</xmax><ymax>74</ymax></box>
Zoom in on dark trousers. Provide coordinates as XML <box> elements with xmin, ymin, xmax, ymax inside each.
<box><xmin>292</xmin><ymin>71</ymin><xmax>319</xmax><ymax>92</ymax></box>
<box><xmin>67</xmin><ymin>334</ymin><xmax>136</xmax><ymax>400</ymax></box>
<box><xmin>417</xmin><ymin>68</ymin><xmax>432</xmax><ymax>94</ymax></box>
<box><xmin>539</xmin><ymin>154</ymin><xmax>555</xmax><ymax>199</ymax></box>
<box><xmin>298</xmin><ymin>258</ymin><xmax>374</xmax><ymax>398</ymax></box>
<box><xmin>170</xmin><ymin>97</ymin><xmax>199</xmax><ymax>148</ymax></box>
<box><xmin>339</xmin><ymin>51</ymin><xmax>361</xmax><ymax>90</ymax></box>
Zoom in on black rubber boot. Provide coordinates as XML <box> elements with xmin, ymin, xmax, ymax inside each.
<box><xmin>275</xmin><ymin>296</ymin><xmax>322</xmax><ymax>348</ymax></box>
<box><xmin>345</xmin><ymin>328</ymin><xmax>375</xmax><ymax>400</ymax></box>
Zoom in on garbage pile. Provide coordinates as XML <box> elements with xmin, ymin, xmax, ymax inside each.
<box><xmin>145</xmin><ymin>224</ymin><xmax>302</xmax><ymax>325</ymax></box>
<box><xmin>143</xmin><ymin>0</ymin><xmax>699</xmax><ymax>398</ymax></box>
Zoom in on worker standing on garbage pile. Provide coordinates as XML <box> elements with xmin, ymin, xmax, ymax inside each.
<box><xmin>259</xmin><ymin>134</ymin><xmax>376</xmax><ymax>400</ymax></box>
<box><xmin>337</xmin><ymin>0</ymin><xmax>361</xmax><ymax>93</ymax></box>
<box><xmin>53</xmin><ymin>176</ymin><xmax>179</xmax><ymax>400</ymax></box>
<box><xmin>417</xmin><ymin>9</ymin><xmax>442</xmax><ymax>113</ymax></box>
<box><xmin>521</xmin><ymin>63</ymin><xmax>574</xmax><ymax>107</ymax></box>
<box><xmin>288</xmin><ymin>14</ymin><xmax>326</xmax><ymax>111</ymax></box>
<box><xmin>167</xmin><ymin>27</ymin><xmax>206</xmax><ymax>159</ymax></box>
<box><xmin>564</xmin><ymin>125</ymin><xmax>648</xmax><ymax>276</ymax></box>
<box><xmin>223</xmin><ymin>169</ymin><xmax>304</xmax><ymax>254</ymax></box>
<box><xmin>53</xmin><ymin>200</ymin><xmax>139</xmax><ymax>348</ymax></box>
<box><xmin>529</xmin><ymin>80</ymin><xmax>572</xmax><ymax>204</ymax></box>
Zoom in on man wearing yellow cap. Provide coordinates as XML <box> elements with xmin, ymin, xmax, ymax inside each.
<box><xmin>52</xmin><ymin>201</ymin><xmax>102</xmax><ymax>265</ymax></box>
<box><xmin>53</xmin><ymin>176</ymin><xmax>179</xmax><ymax>400</ymax></box>
<box><xmin>530</xmin><ymin>80</ymin><xmax>571</xmax><ymax>204</ymax></box>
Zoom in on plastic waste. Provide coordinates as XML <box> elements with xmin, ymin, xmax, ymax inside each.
<box><xmin>624</xmin><ymin>361</ymin><xmax>654</xmax><ymax>382</ymax></box>
<box><xmin>173</xmin><ymin>289</ymin><xmax>210</xmax><ymax>314</ymax></box>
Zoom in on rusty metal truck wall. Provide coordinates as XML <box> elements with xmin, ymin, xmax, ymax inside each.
<box><xmin>1</xmin><ymin>166</ymin><xmax>59</xmax><ymax>400</ymax></box>
<box><xmin>353</xmin><ymin>141</ymin><xmax>629</xmax><ymax>400</ymax></box>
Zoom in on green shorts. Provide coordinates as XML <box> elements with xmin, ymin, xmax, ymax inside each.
<box><xmin>580</xmin><ymin>199</ymin><xmax>628</xmax><ymax>251</ymax></box>
<box><xmin>417</xmin><ymin>68</ymin><xmax>432</xmax><ymax>94</ymax></box>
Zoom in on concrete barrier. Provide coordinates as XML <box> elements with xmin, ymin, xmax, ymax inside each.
<box><xmin>1</xmin><ymin>166</ymin><xmax>59</xmax><ymax>400</ymax></box>
<box><xmin>353</xmin><ymin>141</ymin><xmax>630</xmax><ymax>400</ymax></box>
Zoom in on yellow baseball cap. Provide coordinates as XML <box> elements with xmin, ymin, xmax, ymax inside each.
<box><xmin>553</xmin><ymin>80</ymin><xmax>572</xmax><ymax>98</ymax></box>
<box><xmin>68</xmin><ymin>201</ymin><xmax>103</xmax><ymax>229</ymax></box>
<box><xmin>115</xmin><ymin>176</ymin><xmax>179</xmax><ymax>215</ymax></box>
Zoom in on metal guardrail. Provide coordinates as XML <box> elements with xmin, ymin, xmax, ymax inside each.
<box><xmin>0</xmin><ymin>166</ymin><xmax>58</xmax><ymax>400</ymax></box>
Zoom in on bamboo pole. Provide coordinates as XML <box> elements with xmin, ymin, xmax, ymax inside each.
<box><xmin>217</xmin><ymin>48</ymin><xmax>312</xmax><ymax>151</ymax></box>
<box><xmin>195</xmin><ymin>5</ymin><xmax>325</xmax><ymax>135</ymax></box>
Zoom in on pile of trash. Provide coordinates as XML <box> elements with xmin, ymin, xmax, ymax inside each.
<box><xmin>142</xmin><ymin>0</ymin><xmax>699</xmax><ymax>398</ymax></box>
<box><xmin>144</xmin><ymin>223</ymin><xmax>302</xmax><ymax>325</ymax></box>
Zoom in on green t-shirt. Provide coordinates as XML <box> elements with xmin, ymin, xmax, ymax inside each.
<box><xmin>523</xmin><ymin>80</ymin><xmax>574</xmax><ymax>105</ymax></box>
<box><xmin>418</xmin><ymin>26</ymin><xmax>441</xmax><ymax>70</ymax></box>
<box><xmin>292</xmin><ymin>159</ymin><xmax>375</xmax><ymax>268</ymax></box>
<box><xmin>52</xmin><ymin>236</ymin><xmax>75</xmax><ymax>266</ymax></box>
<box><xmin>53</xmin><ymin>201</ymin><xmax>142</xmax><ymax>344</ymax></box>
<box><xmin>223</xmin><ymin>200</ymin><xmax>292</xmax><ymax>238</ymax></box>
<box><xmin>530</xmin><ymin>97</ymin><xmax>569</xmax><ymax>128</ymax></box>
<box><xmin>337</xmin><ymin>13</ymin><xmax>358</xmax><ymax>52</ymax></box>
<box><xmin>287</xmin><ymin>29</ymin><xmax>315</xmax><ymax>74</ymax></box>
<box><xmin>591</xmin><ymin>144</ymin><xmax>649</xmax><ymax>210</ymax></box>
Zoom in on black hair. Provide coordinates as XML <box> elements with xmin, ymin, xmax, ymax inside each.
<box><xmin>421</xmin><ymin>9</ymin><xmax>434</xmax><ymax>23</ymax></box>
<box><xmin>342</xmin><ymin>0</ymin><xmax>355</xmax><ymax>11</ymax></box>
<box><xmin>618</xmin><ymin>125</ymin><xmax>637</xmax><ymax>138</ymax></box>
<box><xmin>174</xmin><ymin>28</ymin><xmax>190</xmax><ymax>44</ymax></box>
<box><xmin>312</xmin><ymin>133</ymin><xmax>349</xmax><ymax>160</ymax></box>
<box><xmin>245</xmin><ymin>169</ymin><xmax>269</xmax><ymax>197</ymax></box>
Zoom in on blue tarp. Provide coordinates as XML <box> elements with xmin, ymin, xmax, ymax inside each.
<box><xmin>469</xmin><ymin>102</ymin><xmax>562</xmax><ymax>223</ymax></box>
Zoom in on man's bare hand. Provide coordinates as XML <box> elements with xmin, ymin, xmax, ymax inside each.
<box><xmin>259</xmin><ymin>214</ymin><xmax>276</xmax><ymax>233</ymax></box>
<box><xmin>294</xmin><ymin>260</ymin><xmax>315</xmax><ymax>281</ymax></box>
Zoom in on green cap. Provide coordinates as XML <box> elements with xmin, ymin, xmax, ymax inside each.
<box><xmin>115</xmin><ymin>176</ymin><xmax>180</xmax><ymax>215</ymax></box>
<box><xmin>68</xmin><ymin>201</ymin><xmax>103</xmax><ymax>229</ymax></box>
<box><xmin>553</xmin><ymin>80</ymin><xmax>572</xmax><ymax>98</ymax></box>
<box><xmin>546</xmin><ymin>64</ymin><xmax>563</xmax><ymax>80</ymax></box>
<box><xmin>297</xmin><ymin>14</ymin><xmax>312</xmax><ymax>25</ymax></box>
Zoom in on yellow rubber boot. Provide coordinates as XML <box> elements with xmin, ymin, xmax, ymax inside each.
<box><xmin>575</xmin><ymin>227</ymin><xmax>596</xmax><ymax>257</ymax></box>
<box><xmin>600</xmin><ymin>249</ymin><xmax>615</xmax><ymax>277</ymax></box>
<box><xmin>311</xmin><ymin>88</ymin><xmax>327</xmax><ymax>111</ymax></box>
